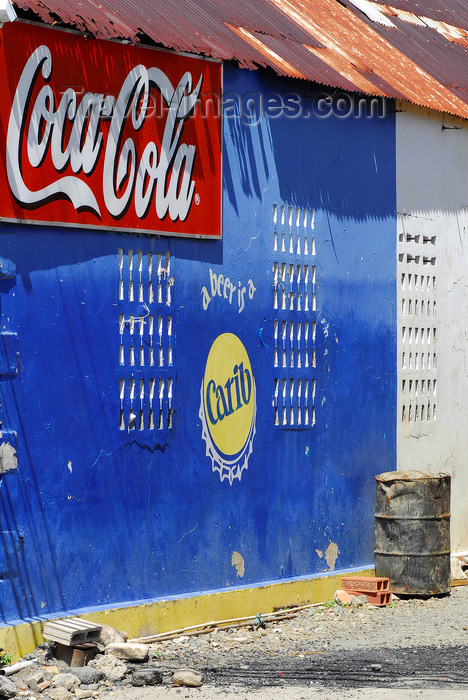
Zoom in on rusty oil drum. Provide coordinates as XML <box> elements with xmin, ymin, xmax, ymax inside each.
<box><xmin>375</xmin><ymin>471</ymin><xmax>451</xmax><ymax>595</ymax></box>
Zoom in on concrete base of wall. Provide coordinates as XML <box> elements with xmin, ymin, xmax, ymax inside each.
<box><xmin>0</xmin><ymin>567</ymin><xmax>373</xmax><ymax>659</ymax></box>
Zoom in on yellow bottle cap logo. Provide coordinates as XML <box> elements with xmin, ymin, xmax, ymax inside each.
<box><xmin>199</xmin><ymin>333</ymin><xmax>256</xmax><ymax>484</ymax></box>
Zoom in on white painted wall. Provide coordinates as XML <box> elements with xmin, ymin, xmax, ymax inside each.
<box><xmin>397</xmin><ymin>103</ymin><xmax>468</xmax><ymax>551</ymax></box>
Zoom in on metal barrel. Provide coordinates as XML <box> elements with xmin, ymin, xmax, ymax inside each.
<box><xmin>375</xmin><ymin>471</ymin><xmax>451</xmax><ymax>595</ymax></box>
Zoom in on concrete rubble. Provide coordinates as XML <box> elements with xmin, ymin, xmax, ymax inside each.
<box><xmin>103</xmin><ymin>643</ymin><xmax>149</xmax><ymax>662</ymax></box>
<box><xmin>96</xmin><ymin>626</ymin><xmax>127</xmax><ymax>647</ymax></box>
<box><xmin>334</xmin><ymin>590</ymin><xmax>368</xmax><ymax>606</ymax></box>
<box><xmin>0</xmin><ymin>619</ymin><xmax>207</xmax><ymax>698</ymax></box>
<box><xmin>450</xmin><ymin>556</ymin><xmax>468</xmax><ymax>582</ymax></box>
<box><xmin>0</xmin><ymin>676</ymin><xmax>17</xmax><ymax>698</ymax></box>
<box><xmin>88</xmin><ymin>654</ymin><xmax>127</xmax><ymax>682</ymax></box>
<box><xmin>131</xmin><ymin>668</ymin><xmax>162</xmax><ymax>687</ymax></box>
<box><xmin>172</xmin><ymin>668</ymin><xmax>204</xmax><ymax>687</ymax></box>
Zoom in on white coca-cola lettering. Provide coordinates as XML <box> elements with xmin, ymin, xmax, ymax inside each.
<box><xmin>7</xmin><ymin>46</ymin><xmax>100</xmax><ymax>214</ymax></box>
<box><xmin>6</xmin><ymin>45</ymin><xmax>202</xmax><ymax>222</ymax></box>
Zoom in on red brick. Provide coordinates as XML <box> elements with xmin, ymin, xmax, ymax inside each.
<box><xmin>346</xmin><ymin>589</ymin><xmax>392</xmax><ymax>606</ymax></box>
<box><xmin>342</xmin><ymin>576</ymin><xmax>389</xmax><ymax>593</ymax></box>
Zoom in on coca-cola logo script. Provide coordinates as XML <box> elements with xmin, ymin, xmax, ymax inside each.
<box><xmin>0</xmin><ymin>23</ymin><xmax>222</xmax><ymax>238</ymax></box>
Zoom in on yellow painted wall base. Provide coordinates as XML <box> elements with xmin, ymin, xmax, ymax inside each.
<box><xmin>0</xmin><ymin>569</ymin><xmax>373</xmax><ymax>660</ymax></box>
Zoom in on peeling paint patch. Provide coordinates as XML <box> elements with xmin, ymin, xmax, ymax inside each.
<box><xmin>67</xmin><ymin>461</ymin><xmax>72</xmax><ymax>473</ymax></box>
<box><xmin>316</xmin><ymin>549</ymin><xmax>323</xmax><ymax>558</ymax></box>
<box><xmin>231</xmin><ymin>550</ymin><xmax>245</xmax><ymax>578</ymax></box>
<box><xmin>0</xmin><ymin>442</ymin><xmax>17</xmax><ymax>474</ymax></box>
<box><xmin>305</xmin><ymin>446</ymin><xmax>309</xmax><ymax>456</ymax></box>
<box><xmin>325</xmin><ymin>542</ymin><xmax>340</xmax><ymax>571</ymax></box>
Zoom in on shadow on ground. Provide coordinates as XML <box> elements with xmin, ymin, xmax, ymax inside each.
<box><xmin>205</xmin><ymin>646</ymin><xmax>468</xmax><ymax>689</ymax></box>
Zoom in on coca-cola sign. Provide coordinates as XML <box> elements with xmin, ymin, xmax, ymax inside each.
<box><xmin>0</xmin><ymin>22</ymin><xmax>222</xmax><ymax>238</ymax></box>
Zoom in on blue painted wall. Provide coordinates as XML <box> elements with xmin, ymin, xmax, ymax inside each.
<box><xmin>0</xmin><ymin>64</ymin><xmax>396</xmax><ymax>625</ymax></box>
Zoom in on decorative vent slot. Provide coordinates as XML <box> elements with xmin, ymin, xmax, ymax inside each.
<box><xmin>118</xmin><ymin>248</ymin><xmax>175</xmax><ymax>431</ymax></box>
<box><xmin>119</xmin><ymin>376</ymin><xmax>173</xmax><ymax>431</ymax></box>
<box><xmin>398</xmin><ymin>226</ymin><xmax>437</xmax><ymax>425</ymax></box>
<box><xmin>118</xmin><ymin>248</ymin><xmax>172</xmax><ymax>308</ymax></box>
<box><xmin>272</xmin><ymin>204</ymin><xmax>317</xmax><ymax>428</ymax></box>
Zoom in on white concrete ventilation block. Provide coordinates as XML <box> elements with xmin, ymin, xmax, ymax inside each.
<box><xmin>43</xmin><ymin>618</ymin><xmax>102</xmax><ymax>646</ymax></box>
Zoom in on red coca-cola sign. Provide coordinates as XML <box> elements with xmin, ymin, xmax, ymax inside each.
<box><xmin>0</xmin><ymin>22</ymin><xmax>222</xmax><ymax>238</ymax></box>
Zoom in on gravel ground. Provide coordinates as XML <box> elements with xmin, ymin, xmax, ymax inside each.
<box><xmin>145</xmin><ymin>585</ymin><xmax>468</xmax><ymax>663</ymax></box>
<box><xmin>103</xmin><ymin>585</ymin><xmax>468</xmax><ymax>698</ymax></box>
<box><xmin>16</xmin><ymin>586</ymin><xmax>468</xmax><ymax>699</ymax></box>
<box><xmin>109</xmin><ymin>688</ymin><xmax>468</xmax><ymax>700</ymax></box>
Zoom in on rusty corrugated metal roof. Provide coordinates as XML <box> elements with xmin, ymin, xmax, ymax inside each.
<box><xmin>12</xmin><ymin>0</ymin><xmax>468</xmax><ymax>118</ymax></box>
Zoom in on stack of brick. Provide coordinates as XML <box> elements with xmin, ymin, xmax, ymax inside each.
<box><xmin>340</xmin><ymin>576</ymin><xmax>392</xmax><ymax>606</ymax></box>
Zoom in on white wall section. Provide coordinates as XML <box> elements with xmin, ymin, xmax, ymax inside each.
<box><xmin>397</xmin><ymin>103</ymin><xmax>468</xmax><ymax>550</ymax></box>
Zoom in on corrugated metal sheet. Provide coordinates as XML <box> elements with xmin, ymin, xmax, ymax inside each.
<box><xmin>12</xmin><ymin>0</ymin><xmax>468</xmax><ymax>118</ymax></box>
<box><xmin>373</xmin><ymin>0</ymin><xmax>468</xmax><ymax>29</ymax></box>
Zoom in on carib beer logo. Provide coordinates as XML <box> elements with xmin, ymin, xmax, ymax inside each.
<box><xmin>199</xmin><ymin>333</ymin><xmax>256</xmax><ymax>484</ymax></box>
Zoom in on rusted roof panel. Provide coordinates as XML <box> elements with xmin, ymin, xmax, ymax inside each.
<box><xmin>377</xmin><ymin>18</ymin><xmax>468</xmax><ymax>89</ymax></box>
<box><xmin>372</xmin><ymin>0</ymin><xmax>468</xmax><ymax>29</ymax></box>
<box><xmin>12</xmin><ymin>0</ymin><xmax>468</xmax><ymax>118</ymax></box>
